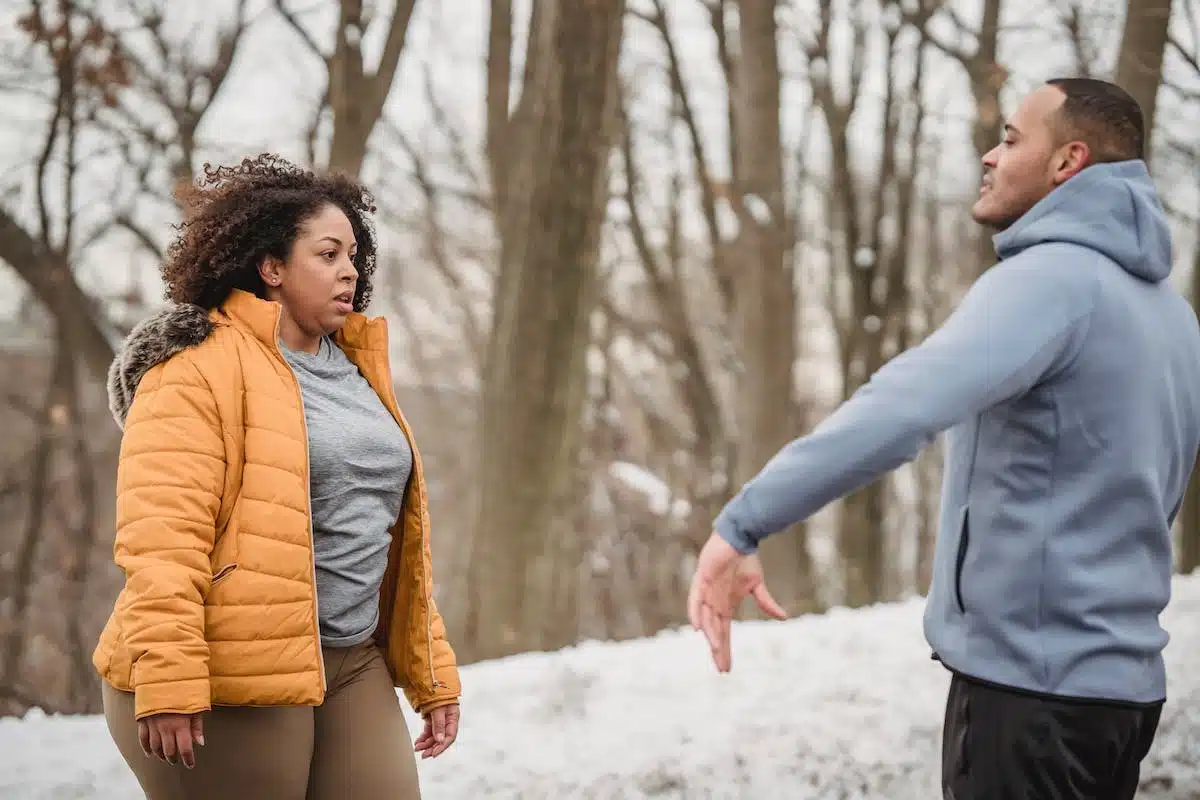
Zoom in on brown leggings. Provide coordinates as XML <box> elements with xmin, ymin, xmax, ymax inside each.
<box><xmin>103</xmin><ymin>641</ymin><xmax>422</xmax><ymax>799</ymax></box>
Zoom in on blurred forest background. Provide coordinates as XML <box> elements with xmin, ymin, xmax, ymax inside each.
<box><xmin>0</xmin><ymin>0</ymin><xmax>1196</xmax><ymax>716</ymax></box>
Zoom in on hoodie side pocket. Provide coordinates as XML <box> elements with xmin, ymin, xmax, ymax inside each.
<box><xmin>954</xmin><ymin>506</ymin><xmax>970</xmax><ymax>614</ymax></box>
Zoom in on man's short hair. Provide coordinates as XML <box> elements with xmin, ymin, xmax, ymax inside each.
<box><xmin>1045</xmin><ymin>77</ymin><xmax>1145</xmax><ymax>163</ymax></box>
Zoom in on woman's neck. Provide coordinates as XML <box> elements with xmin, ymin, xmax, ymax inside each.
<box><xmin>277</xmin><ymin>309</ymin><xmax>322</xmax><ymax>354</ymax></box>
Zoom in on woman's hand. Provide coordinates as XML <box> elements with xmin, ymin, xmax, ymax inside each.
<box><xmin>138</xmin><ymin>712</ymin><xmax>205</xmax><ymax>769</ymax></box>
<box><xmin>414</xmin><ymin>703</ymin><xmax>459</xmax><ymax>759</ymax></box>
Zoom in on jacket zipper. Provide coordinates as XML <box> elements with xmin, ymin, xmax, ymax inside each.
<box><xmin>274</xmin><ymin>312</ymin><xmax>327</xmax><ymax>694</ymax></box>
<box><xmin>376</xmin><ymin>328</ymin><xmax>439</xmax><ymax>692</ymax></box>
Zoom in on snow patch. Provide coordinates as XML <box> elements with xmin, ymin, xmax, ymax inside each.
<box><xmin>5</xmin><ymin>576</ymin><xmax>1200</xmax><ymax>798</ymax></box>
<box><xmin>608</xmin><ymin>461</ymin><xmax>691</xmax><ymax>519</ymax></box>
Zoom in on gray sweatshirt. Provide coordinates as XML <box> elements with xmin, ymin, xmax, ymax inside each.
<box><xmin>282</xmin><ymin>336</ymin><xmax>412</xmax><ymax>648</ymax></box>
<box><xmin>714</xmin><ymin>161</ymin><xmax>1200</xmax><ymax>705</ymax></box>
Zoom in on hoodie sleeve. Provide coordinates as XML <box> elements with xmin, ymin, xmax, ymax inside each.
<box><xmin>714</xmin><ymin>255</ymin><xmax>1095</xmax><ymax>555</ymax></box>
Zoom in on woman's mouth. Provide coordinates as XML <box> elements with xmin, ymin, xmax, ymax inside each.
<box><xmin>333</xmin><ymin>291</ymin><xmax>354</xmax><ymax>313</ymax></box>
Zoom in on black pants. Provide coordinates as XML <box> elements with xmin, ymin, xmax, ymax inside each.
<box><xmin>941</xmin><ymin>672</ymin><xmax>1162</xmax><ymax>799</ymax></box>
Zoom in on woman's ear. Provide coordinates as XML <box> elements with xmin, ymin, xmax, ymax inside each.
<box><xmin>258</xmin><ymin>255</ymin><xmax>283</xmax><ymax>288</ymax></box>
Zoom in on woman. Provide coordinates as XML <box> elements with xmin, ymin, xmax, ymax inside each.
<box><xmin>93</xmin><ymin>154</ymin><xmax>461</xmax><ymax>799</ymax></box>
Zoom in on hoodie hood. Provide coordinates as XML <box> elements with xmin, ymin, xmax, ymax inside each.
<box><xmin>993</xmin><ymin>159</ymin><xmax>1173</xmax><ymax>283</ymax></box>
<box><xmin>107</xmin><ymin>304</ymin><xmax>215</xmax><ymax>429</ymax></box>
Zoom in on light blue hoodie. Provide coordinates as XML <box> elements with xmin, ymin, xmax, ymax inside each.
<box><xmin>714</xmin><ymin>160</ymin><xmax>1200</xmax><ymax>704</ymax></box>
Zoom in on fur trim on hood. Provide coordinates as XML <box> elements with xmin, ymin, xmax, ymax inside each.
<box><xmin>107</xmin><ymin>304</ymin><xmax>215</xmax><ymax>429</ymax></box>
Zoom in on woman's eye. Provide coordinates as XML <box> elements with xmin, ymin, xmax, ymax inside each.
<box><xmin>323</xmin><ymin>251</ymin><xmax>337</xmax><ymax>260</ymax></box>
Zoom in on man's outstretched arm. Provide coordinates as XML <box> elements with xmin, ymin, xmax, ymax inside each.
<box><xmin>714</xmin><ymin>254</ymin><xmax>1096</xmax><ymax>555</ymax></box>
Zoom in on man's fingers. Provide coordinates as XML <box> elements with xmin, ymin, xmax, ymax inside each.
<box><xmin>432</xmin><ymin>709</ymin><xmax>447</xmax><ymax>744</ymax></box>
<box><xmin>699</xmin><ymin>603</ymin><xmax>732</xmax><ymax>672</ymax></box>
<box><xmin>176</xmin><ymin>726</ymin><xmax>196</xmax><ymax>770</ymax></box>
<box><xmin>752</xmin><ymin>582</ymin><xmax>788</xmax><ymax>620</ymax></box>
<box><xmin>687</xmin><ymin>575</ymin><xmax>704</xmax><ymax>630</ymax></box>
<box><xmin>444</xmin><ymin>708</ymin><xmax>460</xmax><ymax>745</ymax></box>
<box><xmin>689</xmin><ymin>532</ymin><xmax>742</xmax><ymax>630</ymax></box>
<box><xmin>710</xmin><ymin>612</ymin><xmax>732</xmax><ymax>672</ymax></box>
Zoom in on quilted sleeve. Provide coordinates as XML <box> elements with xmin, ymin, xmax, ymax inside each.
<box><xmin>418</xmin><ymin>596</ymin><xmax>462</xmax><ymax>716</ymax></box>
<box><xmin>113</xmin><ymin>356</ymin><xmax>225</xmax><ymax>720</ymax></box>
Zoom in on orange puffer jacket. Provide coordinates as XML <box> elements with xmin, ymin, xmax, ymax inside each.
<box><xmin>92</xmin><ymin>289</ymin><xmax>461</xmax><ymax>720</ymax></box>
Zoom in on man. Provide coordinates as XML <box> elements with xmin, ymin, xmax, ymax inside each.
<box><xmin>687</xmin><ymin>77</ymin><xmax>1200</xmax><ymax>798</ymax></box>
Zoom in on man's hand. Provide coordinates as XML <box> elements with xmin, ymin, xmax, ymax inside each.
<box><xmin>415</xmin><ymin>703</ymin><xmax>460</xmax><ymax>759</ymax></box>
<box><xmin>687</xmin><ymin>532</ymin><xmax>787</xmax><ymax>672</ymax></box>
<box><xmin>138</xmin><ymin>712</ymin><xmax>204</xmax><ymax>769</ymax></box>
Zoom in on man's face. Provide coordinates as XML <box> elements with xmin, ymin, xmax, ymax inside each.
<box><xmin>972</xmin><ymin>86</ymin><xmax>1080</xmax><ymax>231</ymax></box>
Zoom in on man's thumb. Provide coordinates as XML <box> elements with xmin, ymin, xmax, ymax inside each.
<box><xmin>191</xmin><ymin>713</ymin><xmax>205</xmax><ymax>747</ymax></box>
<box><xmin>753</xmin><ymin>582</ymin><xmax>788</xmax><ymax>620</ymax></box>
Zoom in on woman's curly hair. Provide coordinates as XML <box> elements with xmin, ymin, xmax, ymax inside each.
<box><xmin>162</xmin><ymin>154</ymin><xmax>379</xmax><ymax>311</ymax></box>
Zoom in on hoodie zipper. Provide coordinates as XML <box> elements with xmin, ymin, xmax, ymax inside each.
<box><xmin>376</xmin><ymin>330</ymin><xmax>439</xmax><ymax>692</ymax></box>
<box><xmin>274</xmin><ymin>312</ymin><xmax>327</xmax><ymax>695</ymax></box>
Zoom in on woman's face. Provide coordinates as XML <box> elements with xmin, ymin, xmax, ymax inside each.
<box><xmin>260</xmin><ymin>203</ymin><xmax>360</xmax><ymax>351</ymax></box>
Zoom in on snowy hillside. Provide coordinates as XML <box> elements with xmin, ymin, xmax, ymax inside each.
<box><xmin>5</xmin><ymin>579</ymin><xmax>1200</xmax><ymax>799</ymax></box>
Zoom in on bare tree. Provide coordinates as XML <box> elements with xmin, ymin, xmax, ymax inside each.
<box><xmin>1160</xmin><ymin>0</ymin><xmax>1200</xmax><ymax>573</ymax></box>
<box><xmin>615</xmin><ymin>84</ymin><xmax>726</xmax><ymax>524</ymax></box>
<box><xmin>1115</xmin><ymin>0</ymin><xmax>1174</xmax><ymax>156</ymax></box>
<box><xmin>462</xmin><ymin>0</ymin><xmax>627</xmax><ymax>662</ymax></box>
<box><xmin>1181</xmin><ymin>194</ymin><xmax>1200</xmax><ymax>575</ymax></box>
<box><xmin>614</xmin><ymin>0</ymin><xmax>824</xmax><ymax>614</ymax></box>
<box><xmin>723</xmin><ymin>0</ymin><xmax>823</xmax><ymax>613</ymax></box>
<box><xmin>275</xmin><ymin>0</ymin><xmax>418</xmax><ymax>175</ymax></box>
<box><xmin>903</xmin><ymin>0</ymin><xmax>1005</xmax><ymax>279</ymax></box>
<box><xmin>93</xmin><ymin>0</ymin><xmax>251</xmax><ymax>269</ymax></box>
<box><xmin>0</xmin><ymin>0</ymin><xmax>119</xmax><ymax>714</ymax></box>
<box><xmin>805</xmin><ymin>0</ymin><xmax>931</xmax><ymax>605</ymax></box>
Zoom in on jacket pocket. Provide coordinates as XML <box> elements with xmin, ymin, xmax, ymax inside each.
<box><xmin>954</xmin><ymin>507</ymin><xmax>970</xmax><ymax>613</ymax></box>
<box><xmin>211</xmin><ymin>563</ymin><xmax>238</xmax><ymax>587</ymax></box>
<box><xmin>209</xmin><ymin>496</ymin><xmax>242</xmax><ymax>591</ymax></box>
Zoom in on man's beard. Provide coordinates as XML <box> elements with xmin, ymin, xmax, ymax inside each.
<box><xmin>971</xmin><ymin>203</ymin><xmax>1020</xmax><ymax>232</ymax></box>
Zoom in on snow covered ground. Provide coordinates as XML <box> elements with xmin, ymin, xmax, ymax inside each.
<box><xmin>4</xmin><ymin>578</ymin><xmax>1200</xmax><ymax>799</ymax></box>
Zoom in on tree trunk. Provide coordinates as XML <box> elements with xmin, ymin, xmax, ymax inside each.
<box><xmin>814</xmin><ymin>13</ymin><xmax>926</xmax><ymax>607</ymax></box>
<box><xmin>278</xmin><ymin>0</ymin><xmax>417</xmax><ymax>176</ymax></box>
<box><xmin>838</xmin><ymin>325</ymin><xmax>891</xmax><ymax>606</ymax></box>
<box><xmin>1178</xmin><ymin>470</ymin><xmax>1200</xmax><ymax>574</ymax></box>
<box><xmin>969</xmin><ymin>0</ymin><xmax>1005</xmax><ymax>278</ymax></box>
<box><xmin>727</xmin><ymin>0</ymin><xmax>819</xmax><ymax>616</ymax></box>
<box><xmin>1</xmin><ymin>332</ymin><xmax>70</xmax><ymax>700</ymax></box>
<box><xmin>462</xmin><ymin>0</ymin><xmax>625</xmax><ymax>662</ymax></box>
<box><xmin>1115</xmin><ymin>0</ymin><xmax>1174</xmax><ymax>158</ymax></box>
<box><xmin>1179</xmin><ymin>222</ymin><xmax>1200</xmax><ymax>574</ymax></box>
<box><xmin>1113</xmin><ymin>0</ymin><xmax>1181</xmax><ymax>563</ymax></box>
<box><xmin>0</xmin><ymin>214</ymin><xmax>116</xmax><ymax>382</ymax></box>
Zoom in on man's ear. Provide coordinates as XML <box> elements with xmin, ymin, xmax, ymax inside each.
<box><xmin>1051</xmin><ymin>141</ymin><xmax>1090</xmax><ymax>186</ymax></box>
<box><xmin>258</xmin><ymin>255</ymin><xmax>283</xmax><ymax>288</ymax></box>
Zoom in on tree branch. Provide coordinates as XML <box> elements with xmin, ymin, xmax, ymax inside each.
<box><xmin>272</xmin><ymin>0</ymin><xmax>328</xmax><ymax>63</ymax></box>
<box><xmin>0</xmin><ymin>208</ymin><xmax>117</xmax><ymax>380</ymax></box>
<box><xmin>368</xmin><ymin>0</ymin><xmax>417</xmax><ymax>110</ymax></box>
<box><xmin>388</xmin><ymin>123</ymin><xmax>487</xmax><ymax>369</ymax></box>
<box><xmin>635</xmin><ymin>0</ymin><xmax>732</xmax><ymax>315</ymax></box>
